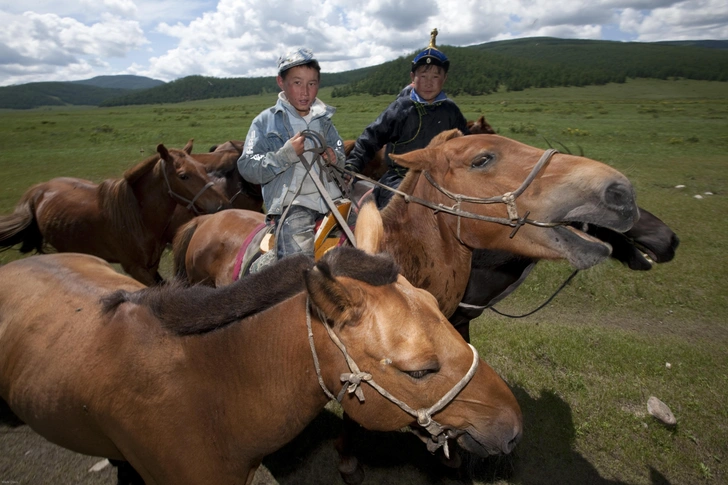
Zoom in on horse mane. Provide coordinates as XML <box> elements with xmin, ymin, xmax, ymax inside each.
<box><xmin>101</xmin><ymin>247</ymin><xmax>400</xmax><ymax>336</ymax></box>
<box><xmin>97</xmin><ymin>181</ymin><xmax>147</xmax><ymax>247</ymax></box>
<box><xmin>123</xmin><ymin>153</ymin><xmax>161</xmax><ymax>185</ymax></box>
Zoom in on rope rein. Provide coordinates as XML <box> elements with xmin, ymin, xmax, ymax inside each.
<box><xmin>306</xmin><ymin>298</ymin><xmax>479</xmax><ymax>458</ymax></box>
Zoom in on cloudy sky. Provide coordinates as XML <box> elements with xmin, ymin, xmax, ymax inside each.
<box><xmin>1</xmin><ymin>0</ymin><xmax>726</xmax><ymax>87</ymax></box>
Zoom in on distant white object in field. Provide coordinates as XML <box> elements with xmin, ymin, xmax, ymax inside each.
<box><xmin>665</xmin><ymin>362</ymin><xmax>672</xmax><ymax>369</ymax></box>
<box><xmin>675</xmin><ymin>185</ymin><xmax>685</xmax><ymax>189</ymax></box>
<box><xmin>647</xmin><ymin>396</ymin><xmax>677</xmax><ymax>426</ymax></box>
<box><xmin>89</xmin><ymin>458</ymin><xmax>111</xmax><ymax>472</ymax></box>
<box><xmin>704</xmin><ymin>192</ymin><xmax>713</xmax><ymax>195</ymax></box>
<box><xmin>694</xmin><ymin>195</ymin><xmax>703</xmax><ymax>199</ymax></box>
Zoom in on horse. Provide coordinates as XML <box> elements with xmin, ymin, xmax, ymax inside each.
<box><xmin>0</xmin><ymin>246</ymin><xmax>523</xmax><ymax>485</ymax></box>
<box><xmin>467</xmin><ymin>115</ymin><xmax>496</xmax><ymax>135</ymax></box>
<box><xmin>449</xmin><ymin>207</ymin><xmax>680</xmax><ymax>341</ymax></box>
<box><xmin>171</xmin><ymin>129</ymin><xmax>641</xmax><ymax>482</ymax></box>
<box><xmin>162</xmin><ymin>140</ymin><xmax>264</xmax><ymax>246</ymax></box>
<box><xmin>0</xmin><ymin>143</ymin><xmax>230</xmax><ymax>286</ymax></box>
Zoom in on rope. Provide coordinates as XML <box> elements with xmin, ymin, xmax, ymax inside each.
<box><xmin>489</xmin><ymin>269</ymin><xmax>579</xmax><ymax>319</ymax></box>
<box><xmin>305</xmin><ymin>297</ymin><xmax>479</xmax><ymax>456</ymax></box>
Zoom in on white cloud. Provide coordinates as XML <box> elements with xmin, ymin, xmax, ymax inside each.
<box><xmin>0</xmin><ymin>0</ymin><xmax>726</xmax><ymax>86</ymax></box>
<box><xmin>0</xmin><ymin>10</ymin><xmax>147</xmax><ymax>85</ymax></box>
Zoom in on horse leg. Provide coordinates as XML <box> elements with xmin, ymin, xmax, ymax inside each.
<box><xmin>109</xmin><ymin>459</ymin><xmax>145</xmax><ymax>485</ymax></box>
<box><xmin>335</xmin><ymin>412</ymin><xmax>365</xmax><ymax>485</ymax></box>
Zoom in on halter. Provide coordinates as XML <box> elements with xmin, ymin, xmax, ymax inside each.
<box><xmin>306</xmin><ymin>298</ymin><xmax>479</xmax><ymax>458</ymax></box>
<box><xmin>160</xmin><ymin>159</ymin><xmax>216</xmax><ymax>215</ymax></box>
<box><xmin>335</xmin><ymin>147</ymin><xmax>568</xmax><ymax>243</ymax></box>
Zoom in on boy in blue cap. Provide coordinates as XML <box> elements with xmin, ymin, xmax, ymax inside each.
<box><xmin>238</xmin><ymin>48</ymin><xmax>346</xmax><ymax>261</ymax></box>
<box><xmin>345</xmin><ymin>29</ymin><xmax>469</xmax><ymax>208</ymax></box>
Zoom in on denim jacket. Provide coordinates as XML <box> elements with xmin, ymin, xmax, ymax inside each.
<box><xmin>237</xmin><ymin>96</ymin><xmax>345</xmax><ymax>216</ymax></box>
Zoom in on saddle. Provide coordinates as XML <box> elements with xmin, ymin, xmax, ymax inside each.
<box><xmin>234</xmin><ymin>193</ymin><xmax>370</xmax><ymax>280</ymax></box>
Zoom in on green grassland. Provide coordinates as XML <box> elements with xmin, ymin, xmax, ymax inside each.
<box><xmin>0</xmin><ymin>78</ymin><xmax>726</xmax><ymax>484</ymax></box>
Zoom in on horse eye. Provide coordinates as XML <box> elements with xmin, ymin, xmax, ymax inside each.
<box><xmin>405</xmin><ymin>369</ymin><xmax>436</xmax><ymax>380</ymax></box>
<box><xmin>178</xmin><ymin>173</ymin><xmax>189</xmax><ymax>180</ymax></box>
<box><xmin>472</xmin><ymin>153</ymin><xmax>494</xmax><ymax>168</ymax></box>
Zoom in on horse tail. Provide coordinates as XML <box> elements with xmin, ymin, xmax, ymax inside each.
<box><xmin>0</xmin><ymin>186</ymin><xmax>44</xmax><ymax>253</ymax></box>
<box><xmin>171</xmin><ymin>217</ymin><xmax>201</xmax><ymax>283</ymax></box>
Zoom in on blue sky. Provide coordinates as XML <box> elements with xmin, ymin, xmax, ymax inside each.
<box><xmin>0</xmin><ymin>0</ymin><xmax>726</xmax><ymax>86</ymax></box>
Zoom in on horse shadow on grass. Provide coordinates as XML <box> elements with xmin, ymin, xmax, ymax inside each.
<box><xmin>260</xmin><ymin>387</ymin><xmax>672</xmax><ymax>485</ymax></box>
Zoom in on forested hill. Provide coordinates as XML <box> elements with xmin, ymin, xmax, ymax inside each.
<box><xmin>0</xmin><ymin>75</ymin><xmax>163</xmax><ymax>109</ymax></box>
<box><xmin>333</xmin><ymin>37</ymin><xmax>728</xmax><ymax>97</ymax></box>
<box><xmin>1</xmin><ymin>38</ymin><xmax>726</xmax><ymax>109</ymax></box>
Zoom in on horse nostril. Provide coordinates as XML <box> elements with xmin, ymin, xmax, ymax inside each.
<box><xmin>504</xmin><ymin>427</ymin><xmax>522</xmax><ymax>454</ymax></box>
<box><xmin>604</xmin><ymin>183</ymin><xmax>634</xmax><ymax>210</ymax></box>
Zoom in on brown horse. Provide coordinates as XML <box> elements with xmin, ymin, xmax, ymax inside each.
<box><xmin>0</xmin><ymin>248</ymin><xmax>522</xmax><ymax>485</ymax></box>
<box><xmin>0</xmin><ymin>143</ymin><xmax>229</xmax><ymax>285</ymax></box>
<box><xmin>174</xmin><ymin>130</ymin><xmax>638</xmax><ymax>317</ymax></box>
<box><xmin>163</xmin><ymin>140</ymin><xmax>264</xmax><ymax>246</ymax></box>
<box><xmin>171</xmin><ymin>129</ymin><xmax>639</xmax><ymax>483</ymax></box>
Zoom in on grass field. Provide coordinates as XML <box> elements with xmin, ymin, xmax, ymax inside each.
<box><xmin>0</xmin><ymin>78</ymin><xmax>726</xmax><ymax>484</ymax></box>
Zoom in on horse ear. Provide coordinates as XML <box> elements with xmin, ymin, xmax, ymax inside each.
<box><xmin>428</xmin><ymin>128</ymin><xmax>463</xmax><ymax>148</ymax></box>
<box><xmin>183</xmin><ymin>139</ymin><xmax>194</xmax><ymax>154</ymax></box>
<box><xmin>354</xmin><ymin>196</ymin><xmax>383</xmax><ymax>255</ymax></box>
<box><xmin>305</xmin><ymin>262</ymin><xmax>364</xmax><ymax>326</ymax></box>
<box><xmin>157</xmin><ymin>144</ymin><xmax>170</xmax><ymax>161</ymax></box>
<box><xmin>390</xmin><ymin>129</ymin><xmax>461</xmax><ymax>171</ymax></box>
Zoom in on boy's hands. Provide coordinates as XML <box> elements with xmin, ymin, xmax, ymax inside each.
<box><xmin>292</xmin><ymin>132</ymin><xmax>336</xmax><ymax>165</ymax></box>
<box><xmin>321</xmin><ymin>147</ymin><xmax>337</xmax><ymax>165</ymax></box>
<box><xmin>291</xmin><ymin>132</ymin><xmax>305</xmax><ymax>156</ymax></box>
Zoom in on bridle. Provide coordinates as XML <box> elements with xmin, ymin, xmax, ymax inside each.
<box><xmin>337</xmin><ymin>147</ymin><xmax>568</xmax><ymax>243</ymax></box>
<box><xmin>160</xmin><ymin>159</ymin><xmax>217</xmax><ymax>215</ymax></box>
<box><xmin>306</xmin><ymin>298</ymin><xmax>479</xmax><ymax>458</ymax></box>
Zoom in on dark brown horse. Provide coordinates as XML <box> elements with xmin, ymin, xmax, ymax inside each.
<box><xmin>0</xmin><ymin>143</ymin><xmax>229</xmax><ymax>285</ymax></box>
<box><xmin>449</xmin><ymin>207</ymin><xmax>680</xmax><ymax>341</ymax></box>
<box><xmin>0</xmin><ymin>248</ymin><xmax>522</xmax><ymax>484</ymax></box>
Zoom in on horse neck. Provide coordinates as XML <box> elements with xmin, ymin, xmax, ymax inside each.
<box><xmin>181</xmin><ymin>294</ymin><xmax>338</xmax><ymax>456</ymax></box>
<box><xmin>380</xmin><ymin>178</ymin><xmax>474</xmax><ymax>317</ymax></box>
<box><xmin>129</xmin><ymin>162</ymin><xmax>179</xmax><ymax>236</ymax></box>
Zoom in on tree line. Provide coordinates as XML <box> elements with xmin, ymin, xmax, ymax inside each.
<box><xmin>1</xmin><ymin>37</ymin><xmax>726</xmax><ymax>109</ymax></box>
<box><xmin>332</xmin><ymin>38</ymin><xmax>728</xmax><ymax>97</ymax></box>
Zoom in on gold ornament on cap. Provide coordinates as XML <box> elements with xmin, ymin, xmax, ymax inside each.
<box><xmin>428</xmin><ymin>28</ymin><xmax>438</xmax><ymax>49</ymax></box>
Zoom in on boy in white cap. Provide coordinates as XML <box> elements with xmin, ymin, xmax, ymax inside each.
<box><xmin>345</xmin><ymin>29</ymin><xmax>469</xmax><ymax>208</ymax></box>
<box><xmin>238</xmin><ymin>48</ymin><xmax>346</xmax><ymax>261</ymax></box>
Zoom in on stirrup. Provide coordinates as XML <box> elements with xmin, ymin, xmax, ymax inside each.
<box><xmin>314</xmin><ymin>199</ymin><xmax>352</xmax><ymax>260</ymax></box>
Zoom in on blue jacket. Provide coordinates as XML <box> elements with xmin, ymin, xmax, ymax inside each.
<box><xmin>238</xmin><ymin>96</ymin><xmax>345</xmax><ymax>216</ymax></box>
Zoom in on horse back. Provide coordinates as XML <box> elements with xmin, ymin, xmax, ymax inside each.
<box><xmin>0</xmin><ymin>254</ymin><xmax>148</xmax><ymax>457</ymax></box>
<box><xmin>176</xmin><ymin>209</ymin><xmax>266</xmax><ymax>286</ymax></box>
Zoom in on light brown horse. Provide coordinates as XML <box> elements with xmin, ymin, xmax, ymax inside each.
<box><xmin>174</xmin><ymin>130</ymin><xmax>638</xmax><ymax>317</ymax></box>
<box><xmin>0</xmin><ymin>248</ymin><xmax>522</xmax><ymax>485</ymax></box>
<box><xmin>163</xmin><ymin>140</ymin><xmax>264</xmax><ymax>246</ymax></box>
<box><xmin>0</xmin><ymin>143</ymin><xmax>229</xmax><ymax>285</ymax></box>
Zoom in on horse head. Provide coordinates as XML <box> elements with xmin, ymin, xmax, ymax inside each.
<box><xmin>157</xmin><ymin>144</ymin><xmax>231</xmax><ymax>215</ymax></box>
<box><xmin>389</xmin><ymin>130</ymin><xmax>639</xmax><ymax>270</ymax></box>
<box><xmin>310</xmin><ymin>244</ymin><xmax>522</xmax><ymax>457</ymax></box>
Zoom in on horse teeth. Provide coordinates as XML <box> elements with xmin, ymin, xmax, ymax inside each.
<box><xmin>581</xmin><ymin>223</ymin><xmax>589</xmax><ymax>232</ymax></box>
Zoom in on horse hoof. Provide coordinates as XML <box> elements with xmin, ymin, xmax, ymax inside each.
<box><xmin>338</xmin><ymin>459</ymin><xmax>365</xmax><ymax>485</ymax></box>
